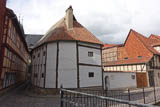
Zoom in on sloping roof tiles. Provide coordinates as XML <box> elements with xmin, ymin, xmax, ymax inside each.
<box><xmin>103</xmin><ymin>29</ymin><xmax>160</xmax><ymax>66</ymax></box>
<box><xmin>35</xmin><ymin>7</ymin><xmax>103</xmax><ymax>48</ymax></box>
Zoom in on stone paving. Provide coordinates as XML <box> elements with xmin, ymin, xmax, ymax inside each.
<box><xmin>0</xmin><ymin>84</ymin><xmax>60</xmax><ymax>107</ymax></box>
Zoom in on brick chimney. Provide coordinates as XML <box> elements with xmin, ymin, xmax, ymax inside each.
<box><xmin>65</xmin><ymin>5</ymin><xmax>73</xmax><ymax>30</ymax></box>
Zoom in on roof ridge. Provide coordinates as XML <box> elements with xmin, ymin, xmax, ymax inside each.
<box><xmin>151</xmin><ymin>34</ymin><xmax>160</xmax><ymax>40</ymax></box>
<box><xmin>132</xmin><ymin>30</ymin><xmax>159</xmax><ymax>55</ymax></box>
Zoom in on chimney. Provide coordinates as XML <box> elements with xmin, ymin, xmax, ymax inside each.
<box><xmin>65</xmin><ymin>5</ymin><xmax>73</xmax><ymax>30</ymax></box>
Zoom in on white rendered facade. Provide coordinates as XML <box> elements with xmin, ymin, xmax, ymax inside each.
<box><xmin>31</xmin><ymin>41</ymin><xmax>103</xmax><ymax>88</ymax></box>
<box><xmin>103</xmin><ymin>72</ymin><xmax>136</xmax><ymax>90</ymax></box>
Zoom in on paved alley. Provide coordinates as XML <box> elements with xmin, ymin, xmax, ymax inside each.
<box><xmin>0</xmin><ymin>84</ymin><xmax>60</xmax><ymax>107</ymax></box>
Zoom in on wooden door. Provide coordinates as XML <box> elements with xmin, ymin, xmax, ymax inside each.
<box><xmin>136</xmin><ymin>72</ymin><xmax>148</xmax><ymax>88</ymax></box>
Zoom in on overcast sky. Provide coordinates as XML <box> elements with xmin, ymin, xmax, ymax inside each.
<box><xmin>7</xmin><ymin>0</ymin><xmax>160</xmax><ymax>44</ymax></box>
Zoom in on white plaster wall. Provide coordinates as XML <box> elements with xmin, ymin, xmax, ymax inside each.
<box><xmin>79</xmin><ymin>45</ymin><xmax>101</xmax><ymax>65</ymax></box>
<box><xmin>79</xmin><ymin>66</ymin><xmax>102</xmax><ymax>87</ymax></box>
<box><xmin>78</xmin><ymin>42</ymin><xmax>101</xmax><ymax>48</ymax></box>
<box><xmin>58</xmin><ymin>42</ymin><xmax>77</xmax><ymax>88</ymax></box>
<box><xmin>103</xmin><ymin>72</ymin><xmax>136</xmax><ymax>89</ymax></box>
<box><xmin>45</xmin><ymin>43</ymin><xmax>57</xmax><ymax>88</ymax></box>
<box><xmin>39</xmin><ymin>45</ymin><xmax>46</xmax><ymax>87</ymax></box>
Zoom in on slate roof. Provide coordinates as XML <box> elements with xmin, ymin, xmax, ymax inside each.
<box><xmin>35</xmin><ymin>7</ymin><xmax>103</xmax><ymax>48</ymax></box>
<box><xmin>25</xmin><ymin>34</ymin><xmax>43</xmax><ymax>47</ymax></box>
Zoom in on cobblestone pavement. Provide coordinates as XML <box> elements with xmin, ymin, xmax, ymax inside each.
<box><xmin>0</xmin><ymin>84</ymin><xmax>60</xmax><ymax>107</ymax></box>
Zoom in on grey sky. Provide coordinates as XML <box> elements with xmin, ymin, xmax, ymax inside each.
<box><xmin>7</xmin><ymin>0</ymin><xmax>160</xmax><ymax>44</ymax></box>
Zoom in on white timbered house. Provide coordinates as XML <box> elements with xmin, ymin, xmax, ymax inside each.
<box><xmin>31</xmin><ymin>6</ymin><xmax>103</xmax><ymax>88</ymax></box>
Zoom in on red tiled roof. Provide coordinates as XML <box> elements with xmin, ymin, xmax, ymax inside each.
<box><xmin>104</xmin><ymin>56</ymin><xmax>151</xmax><ymax>66</ymax></box>
<box><xmin>35</xmin><ymin>14</ymin><xmax>103</xmax><ymax>47</ymax></box>
<box><xmin>103</xmin><ymin>29</ymin><xmax>160</xmax><ymax>66</ymax></box>
<box><xmin>148</xmin><ymin>34</ymin><xmax>160</xmax><ymax>46</ymax></box>
<box><xmin>132</xmin><ymin>30</ymin><xmax>160</xmax><ymax>55</ymax></box>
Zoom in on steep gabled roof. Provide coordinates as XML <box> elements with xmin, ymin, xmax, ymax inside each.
<box><xmin>103</xmin><ymin>29</ymin><xmax>160</xmax><ymax>66</ymax></box>
<box><xmin>148</xmin><ymin>34</ymin><xmax>160</xmax><ymax>46</ymax></box>
<box><xmin>124</xmin><ymin>29</ymin><xmax>160</xmax><ymax>56</ymax></box>
<box><xmin>132</xmin><ymin>30</ymin><xmax>160</xmax><ymax>55</ymax></box>
<box><xmin>35</xmin><ymin>7</ymin><xmax>103</xmax><ymax>48</ymax></box>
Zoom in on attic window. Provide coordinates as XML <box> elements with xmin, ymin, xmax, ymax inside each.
<box><xmin>124</xmin><ymin>57</ymin><xmax>128</xmax><ymax>60</ymax></box>
<box><xmin>138</xmin><ymin>56</ymin><xmax>142</xmax><ymax>58</ymax></box>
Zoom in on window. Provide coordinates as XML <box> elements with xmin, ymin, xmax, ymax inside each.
<box><xmin>158</xmin><ymin>73</ymin><xmax>160</xmax><ymax>78</ymax></box>
<box><xmin>124</xmin><ymin>57</ymin><xmax>128</xmax><ymax>60</ymax></box>
<box><xmin>33</xmin><ymin>55</ymin><xmax>35</xmax><ymax>59</ymax></box>
<box><xmin>19</xmin><ymin>41</ymin><xmax>21</xmax><ymax>49</ymax></box>
<box><xmin>34</xmin><ymin>73</ymin><xmax>38</xmax><ymax>78</ymax></box>
<box><xmin>41</xmin><ymin>73</ymin><xmax>44</xmax><ymax>78</ymax></box>
<box><xmin>89</xmin><ymin>72</ymin><xmax>94</xmax><ymax>77</ymax></box>
<box><xmin>88</xmin><ymin>52</ymin><xmax>93</xmax><ymax>57</ymax></box>
<box><xmin>138</xmin><ymin>56</ymin><xmax>142</xmax><ymax>58</ymax></box>
<box><xmin>131</xmin><ymin>75</ymin><xmax>135</xmax><ymax>79</ymax></box>
<box><xmin>38</xmin><ymin>53</ymin><xmax>40</xmax><ymax>57</ymax></box>
<box><xmin>43</xmin><ymin>51</ymin><xmax>46</xmax><ymax>56</ymax></box>
<box><xmin>10</xmin><ymin>24</ymin><xmax>13</xmax><ymax>39</ymax></box>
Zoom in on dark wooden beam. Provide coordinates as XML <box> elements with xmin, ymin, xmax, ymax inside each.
<box><xmin>56</xmin><ymin>41</ymin><xmax>59</xmax><ymax>88</ymax></box>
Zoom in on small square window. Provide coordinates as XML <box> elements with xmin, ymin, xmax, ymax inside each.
<box><xmin>131</xmin><ymin>75</ymin><xmax>135</xmax><ymax>79</ymax></box>
<box><xmin>88</xmin><ymin>52</ymin><xmax>93</xmax><ymax>57</ymax></box>
<box><xmin>89</xmin><ymin>72</ymin><xmax>94</xmax><ymax>77</ymax></box>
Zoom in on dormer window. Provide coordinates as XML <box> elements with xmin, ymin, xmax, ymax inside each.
<box><xmin>138</xmin><ymin>56</ymin><xmax>142</xmax><ymax>58</ymax></box>
<box><xmin>124</xmin><ymin>57</ymin><xmax>128</xmax><ymax>60</ymax></box>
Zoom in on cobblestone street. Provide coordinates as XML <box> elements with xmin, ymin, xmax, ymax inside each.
<box><xmin>0</xmin><ymin>84</ymin><xmax>60</xmax><ymax>107</ymax></box>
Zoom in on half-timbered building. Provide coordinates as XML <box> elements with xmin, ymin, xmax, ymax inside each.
<box><xmin>0</xmin><ymin>0</ymin><xmax>30</xmax><ymax>90</ymax></box>
<box><xmin>31</xmin><ymin>6</ymin><xmax>103</xmax><ymax>88</ymax></box>
<box><xmin>103</xmin><ymin>29</ymin><xmax>160</xmax><ymax>89</ymax></box>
